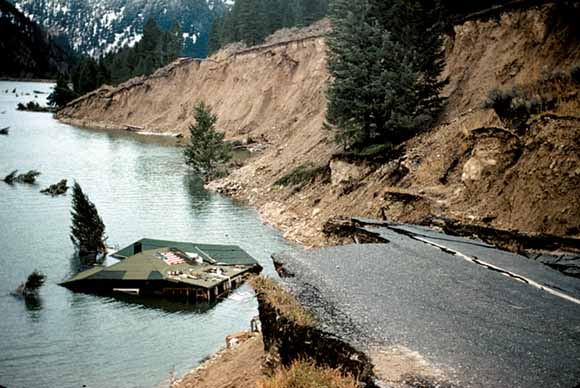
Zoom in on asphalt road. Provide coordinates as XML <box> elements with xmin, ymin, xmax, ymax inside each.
<box><xmin>273</xmin><ymin>223</ymin><xmax>580</xmax><ymax>387</ymax></box>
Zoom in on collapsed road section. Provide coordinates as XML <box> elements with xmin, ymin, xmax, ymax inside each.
<box><xmin>273</xmin><ymin>222</ymin><xmax>580</xmax><ymax>387</ymax></box>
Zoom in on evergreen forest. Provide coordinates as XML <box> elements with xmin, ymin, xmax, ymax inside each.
<box><xmin>50</xmin><ymin>17</ymin><xmax>182</xmax><ymax>105</ymax></box>
<box><xmin>208</xmin><ymin>0</ymin><xmax>329</xmax><ymax>54</ymax></box>
<box><xmin>47</xmin><ymin>0</ymin><xmax>520</xmax><ymax>109</ymax></box>
<box><xmin>0</xmin><ymin>0</ymin><xmax>74</xmax><ymax>79</ymax></box>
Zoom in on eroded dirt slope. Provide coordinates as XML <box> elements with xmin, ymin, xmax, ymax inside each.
<box><xmin>57</xmin><ymin>4</ymin><xmax>580</xmax><ymax>246</ymax></box>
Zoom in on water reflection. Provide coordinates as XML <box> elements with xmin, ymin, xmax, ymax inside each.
<box><xmin>24</xmin><ymin>295</ymin><xmax>43</xmax><ymax>312</ymax></box>
<box><xmin>100</xmin><ymin>127</ymin><xmax>181</xmax><ymax>147</ymax></box>
<box><xmin>105</xmin><ymin>293</ymin><xmax>218</xmax><ymax>315</ymax></box>
<box><xmin>185</xmin><ymin>174</ymin><xmax>211</xmax><ymax>213</ymax></box>
<box><xmin>0</xmin><ymin>81</ymin><xmax>291</xmax><ymax>388</ymax></box>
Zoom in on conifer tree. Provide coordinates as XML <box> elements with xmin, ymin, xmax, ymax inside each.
<box><xmin>47</xmin><ymin>76</ymin><xmax>77</xmax><ymax>108</ymax></box>
<box><xmin>208</xmin><ymin>15</ymin><xmax>225</xmax><ymax>54</ymax></box>
<box><xmin>378</xmin><ymin>0</ymin><xmax>447</xmax><ymax>118</ymax></box>
<box><xmin>238</xmin><ymin>0</ymin><xmax>267</xmax><ymax>46</ymax></box>
<box><xmin>326</xmin><ymin>0</ymin><xmax>446</xmax><ymax>155</ymax></box>
<box><xmin>209</xmin><ymin>0</ymin><xmax>328</xmax><ymax>53</ymax></box>
<box><xmin>70</xmin><ymin>182</ymin><xmax>107</xmax><ymax>258</ymax></box>
<box><xmin>184</xmin><ymin>101</ymin><xmax>232</xmax><ymax>181</ymax></box>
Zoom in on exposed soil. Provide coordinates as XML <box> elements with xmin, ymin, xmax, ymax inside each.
<box><xmin>171</xmin><ymin>333</ymin><xmax>265</xmax><ymax>388</ymax></box>
<box><xmin>57</xmin><ymin>4</ymin><xmax>580</xmax><ymax>248</ymax></box>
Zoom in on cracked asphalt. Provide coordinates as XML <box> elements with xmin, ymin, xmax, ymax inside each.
<box><xmin>273</xmin><ymin>223</ymin><xmax>580</xmax><ymax>387</ymax></box>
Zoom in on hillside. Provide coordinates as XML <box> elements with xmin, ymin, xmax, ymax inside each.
<box><xmin>0</xmin><ymin>0</ymin><xmax>72</xmax><ymax>78</ymax></box>
<box><xmin>9</xmin><ymin>0</ymin><xmax>227</xmax><ymax>57</ymax></box>
<box><xmin>56</xmin><ymin>4</ymin><xmax>580</xmax><ymax>247</ymax></box>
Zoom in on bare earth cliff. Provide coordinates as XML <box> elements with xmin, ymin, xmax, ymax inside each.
<box><xmin>57</xmin><ymin>4</ymin><xmax>580</xmax><ymax>247</ymax></box>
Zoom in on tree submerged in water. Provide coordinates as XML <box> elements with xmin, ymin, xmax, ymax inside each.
<box><xmin>13</xmin><ymin>270</ymin><xmax>46</xmax><ymax>298</ymax></box>
<box><xmin>184</xmin><ymin>101</ymin><xmax>232</xmax><ymax>181</ymax></box>
<box><xmin>41</xmin><ymin>179</ymin><xmax>69</xmax><ymax>196</ymax></box>
<box><xmin>70</xmin><ymin>182</ymin><xmax>107</xmax><ymax>259</ymax></box>
<box><xmin>3</xmin><ymin>170</ymin><xmax>41</xmax><ymax>184</ymax></box>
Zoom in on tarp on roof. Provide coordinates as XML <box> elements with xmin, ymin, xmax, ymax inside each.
<box><xmin>112</xmin><ymin>238</ymin><xmax>258</xmax><ymax>266</ymax></box>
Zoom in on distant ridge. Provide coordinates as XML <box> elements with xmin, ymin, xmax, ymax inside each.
<box><xmin>0</xmin><ymin>0</ymin><xmax>72</xmax><ymax>79</ymax></box>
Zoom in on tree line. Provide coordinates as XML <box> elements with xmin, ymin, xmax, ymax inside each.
<box><xmin>208</xmin><ymin>0</ymin><xmax>328</xmax><ymax>54</ymax></box>
<box><xmin>49</xmin><ymin>17</ymin><xmax>182</xmax><ymax>107</ymax></box>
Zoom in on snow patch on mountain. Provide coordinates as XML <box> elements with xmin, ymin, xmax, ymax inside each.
<box><xmin>9</xmin><ymin>0</ymin><xmax>227</xmax><ymax>57</ymax></box>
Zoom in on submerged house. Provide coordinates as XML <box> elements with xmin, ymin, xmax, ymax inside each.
<box><xmin>60</xmin><ymin>238</ymin><xmax>262</xmax><ymax>302</ymax></box>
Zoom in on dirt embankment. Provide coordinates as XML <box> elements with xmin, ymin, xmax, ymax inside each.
<box><xmin>172</xmin><ymin>333</ymin><xmax>265</xmax><ymax>388</ymax></box>
<box><xmin>57</xmin><ymin>4</ymin><xmax>580</xmax><ymax>247</ymax></box>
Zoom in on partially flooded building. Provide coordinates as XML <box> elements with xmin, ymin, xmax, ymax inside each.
<box><xmin>60</xmin><ymin>238</ymin><xmax>262</xmax><ymax>302</ymax></box>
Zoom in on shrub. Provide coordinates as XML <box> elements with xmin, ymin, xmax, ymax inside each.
<box><xmin>483</xmin><ymin>86</ymin><xmax>524</xmax><ymax>116</ymax></box>
<box><xmin>274</xmin><ymin>163</ymin><xmax>328</xmax><ymax>188</ymax></box>
<box><xmin>257</xmin><ymin>359</ymin><xmax>359</xmax><ymax>388</ymax></box>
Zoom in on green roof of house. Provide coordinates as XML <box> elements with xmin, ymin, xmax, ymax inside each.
<box><xmin>112</xmin><ymin>238</ymin><xmax>258</xmax><ymax>266</ymax></box>
<box><xmin>61</xmin><ymin>246</ymin><xmax>258</xmax><ymax>290</ymax></box>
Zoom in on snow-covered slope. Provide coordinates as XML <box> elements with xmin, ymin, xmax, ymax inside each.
<box><xmin>10</xmin><ymin>0</ymin><xmax>227</xmax><ymax>57</ymax></box>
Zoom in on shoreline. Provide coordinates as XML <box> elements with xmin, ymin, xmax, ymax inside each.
<box><xmin>55</xmin><ymin>116</ymin><xmax>330</xmax><ymax>247</ymax></box>
<box><xmin>0</xmin><ymin>77</ymin><xmax>55</xmax><ymax>83</ymax></box>
<box><xmin>56</xmin><ymin>116</ymin><xmax>184</xmax><ymax>139</ymax></box>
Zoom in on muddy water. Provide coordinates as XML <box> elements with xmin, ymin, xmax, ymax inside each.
<box><xmin>0</xmin><ymin>81</ymin><xmax>291</xmax><ymax>388</ymax></box>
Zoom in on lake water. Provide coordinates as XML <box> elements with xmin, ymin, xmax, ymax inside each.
<box><xmin>0</xmin><ymin>81</ymin><xmax>292</xmax><ymax>388</ymax></box>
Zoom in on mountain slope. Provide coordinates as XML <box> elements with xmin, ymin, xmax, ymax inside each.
<box><xmin>10</xmin><ymin>0</ymin><xmax>227</xmax><ymax>57</ymax></box>
<box><xmin>0</xmin><ymin>0</ymin><xmax>72</xmax><ymax>78</ymax></box>
<box><xmin>56</xmin><ymin>4</ymin><xmax>580</xmax><ymax>244</ymax></box>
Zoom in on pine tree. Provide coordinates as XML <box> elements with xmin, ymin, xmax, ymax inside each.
<box><xmin>184</xmin><ymin>101</ymin><xmax>232</xmax><ymax>181</ymax></box>
<box><xmin>238</xmin><ymin>0</ymin><xmax>267</xmax><ymax>46</ymax></box>
<box><xmin>47</xmin><ymin>76</ymin><xmax>77</xmax><ymax>108</ymax></box>
<box><xmin>167</xmin><ymin>21</ymin><xmax>183</xmax><ymax>61</ymax></box>
<box><xmin>326</xmin><ymin>0</ymin><xmax>446</xmax><ymax>155</ymax></box>
<box><xmin>379</xmin><ymin>0</ymin><xmax>447</xmax><ymax>120</ymax></box>
<box><xmin>208</xmin><ymin>0</ymin><xmax>328</xmax><ymax>53</ymax></box>
<box><xmin>208</xmin><ymin>15</ymin><xmax>225</xmax><ymax>55</ymax></box>
<box><xmin>326</xmin><ymin>0</ymin><xmax>386</xmax><ymax>149</ymax></box>
<box><xmin>70</xmin><ymin>182</ymin><xmax>107</xmax><ymax>259</ymax></box>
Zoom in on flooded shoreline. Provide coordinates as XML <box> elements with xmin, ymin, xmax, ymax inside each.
<box><xmin>0</xmin><ymin>80</ymin><xmax>292</xmax><ymax>388</ymax></box>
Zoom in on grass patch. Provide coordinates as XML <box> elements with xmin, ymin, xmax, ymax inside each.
<box><xmin>274</xmin><ymin>163</ymin><xmax>328</xmax><ymax>188</ymax></box>
<box><xmin>257</xmin><ymin>359</ymin><xmax>359</xmax><ymax>388</ymax></box>
<box><xmin>250</xmin><ymin>276</ymin><xmax>316</xmax><ymax>327</ymax></box>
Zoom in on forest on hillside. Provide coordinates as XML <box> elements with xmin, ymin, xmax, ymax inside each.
<box><xmin>48</xmin><ymin>0</ymin><xmax>535</xmax><ymax>107</ymax></box>
<box><xmin>0</xmin><ymin>0</ymin><xmax>73</xmax><ymax>79</ymax></box>
<box><xmin>49</xmin><ymin>17</ymin><xmax>182</xmax><ymax>107</ymax></box>
<box><xmin>208</xmin><ymin>0</ymin><xmax>328</xmax><ymax>53</ymax></box>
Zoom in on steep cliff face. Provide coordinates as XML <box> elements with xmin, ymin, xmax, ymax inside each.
<box><xmin>57</xmin><ymin>35</ymin><xmax>329</xmax><ymax>137</ymax></box>
<box><xmin>57</xmin><ymin>4</ymin><xmax>580</xmax><ymax>245</ymax></box>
